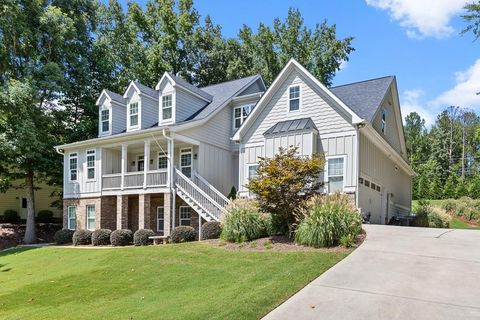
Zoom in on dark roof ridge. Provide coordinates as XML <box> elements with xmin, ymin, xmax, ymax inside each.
<box><xmin>331</xmin><ymin>75</ymin><xmax>395</xmax><ymax>89</ymax></box>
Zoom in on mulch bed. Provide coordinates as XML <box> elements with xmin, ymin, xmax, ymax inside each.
<box><xmin>0</xmin><ymin>223</ymin><xmax>62</xmax><ymax>251</ymax></box>
<box><xmin>208</xmin><ymin>231</ymin><xmax>366</xmax><ymax>252</ymax></box>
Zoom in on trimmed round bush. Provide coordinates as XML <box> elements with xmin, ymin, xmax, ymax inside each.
<box><xmin>295</xmin><ymin>194</ymin><xmax>362</xmax><ymax>248</ymax></box>
<box><xmin>221</xmin><ymin>200</ymin><xmax>266</xmax><ymax>243</ymax></box>
<box><xmin>201</xmin><ymin>221</ymin><xmax>222</xmax><ymax>240</ymax></box>
<box><xmin>3</xmin><ymin>209</ymin><xmax>20</xmax><ymax>223</ymax></box>
<box><xmin>73</xmin><ymin>229</ymin><xmax>93</xmax><ymax>246</ymax></box>
<box><xmin>133</xmin><ymin>229</ymin><xmax>155</xmax><ymax>246</ymax></box>
<box><xmin>110</xmin><ymin>229</ymin><xmax>133</xmax><ymax>246</ymax></box>
<box><xmin>54</xmin><ymin>229</ymin><xmax>74</xmax><ymax>244</ymax></box>
<box><xmin>37</xmin><ymin>210</ymin><xmax>54</xmax><ymax>223</ymax></box>
<box><xmin>171</xmin><ymin>226</ymin><xmax>197</xmax><ymax>243</ymax></box>
<box><xmin>92</xmin><ymin>229</ymin><xmax>112</xmax><ymax>246</ymax></box>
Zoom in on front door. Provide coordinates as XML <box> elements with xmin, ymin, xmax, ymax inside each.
<box><xmin>180</xmin><ymin>148</ymin><xmax>192</xmax><ymax>178</ymax></box>
<box><xmin>137</xmin><ymin>155</ymin><xmax>144</xmax><ymax>172</ymax></box>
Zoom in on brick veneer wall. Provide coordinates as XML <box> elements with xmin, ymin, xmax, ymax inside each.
<box><xmin>100</xmin><ymin>196</ymin><xmax>117</xmax><ymax>230</ymax></box>
<box><xmin>128</xmin><ymin>195</ymin><xmax>139</xmax><ymax>231</ymax></box>
<box><xmin>63</xmin><ymin>197</ymin><xmax>101</xmax><ymax>230</ymax></box>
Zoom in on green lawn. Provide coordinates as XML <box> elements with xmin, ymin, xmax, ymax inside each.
<box><xmin>0</xmin><ymin>243</ymin><xmax>348</xmax><ymax>320</ymax></box>
<box><xmin>448</xmin><ymin>217</ymin><xmax>480</xmax><ymax>230</ymax></box>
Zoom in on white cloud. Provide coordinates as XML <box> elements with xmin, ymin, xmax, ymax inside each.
<box><xmin>338</xmin><ymin>60</ymin><xmax>348</xmax><ymax>72</ymax></box>
<box><xmin>401</xmin><ymin>59</ymin><xmax>480</xmax><ymax>127</ymax></box>
<box><xmin>366</xmin><ymin>0</ymin><xmax>465</xmax><ymax>39</ymax></box>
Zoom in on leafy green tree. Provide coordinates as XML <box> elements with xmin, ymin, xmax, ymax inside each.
<box><xmin>246</xmin><ymin>147</ymin><xmax>325</xmax><ymax>234</ymax></box>
<box><xmin>462</xmin><ymin>1</ymin><xmax>480</xmax><ymax>40</ymax></box>
<box><xmin>443</xmin><ymin>174</ymin><xmax>457</xmax><ymax>199</ymax></box>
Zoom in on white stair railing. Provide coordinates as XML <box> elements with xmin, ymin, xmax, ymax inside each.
<box><xmin>174</xmin><ymin>168</ymin><xmax>226</xmax><ymax>221</ymax></box>
<box><xmin>192</xmin><ymin>171</ymin><xmax>231</xmax><ymax>209</ymax></box>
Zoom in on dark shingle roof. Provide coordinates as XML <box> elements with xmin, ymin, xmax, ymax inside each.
<box><xmin>104</xmin><ymin>89</ymin><xmax>126</xmax><ymax>104</ymax></box>
<box><xmin>330</xmin><ymin>76</ymin><xmax>394</xmax><ymax>122</ymax></box>
<box><xmin>264</xmin><ymin>118</ymin><xmax>318</xmax><ymax>137</ymax></box>
<box><xmin>133</xmin><ymin>81</ymin><xmax>158</xmax><ymax>99</ymax></box>
<box><xmin>167</xmin><ymin>73</ymin><xmax>213</xmax><ymax>101</ymax></box>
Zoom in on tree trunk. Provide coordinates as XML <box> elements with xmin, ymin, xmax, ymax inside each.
<box><xmin>23</xmin><ymin>172</ymin><xmax>36</xmax><ymax>244</ymax></box>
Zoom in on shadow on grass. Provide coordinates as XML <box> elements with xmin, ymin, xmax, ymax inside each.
<box><xmin>0</xmin><ymin>246</ymin><xmax>40</xmax><ymax>258</ymax></box>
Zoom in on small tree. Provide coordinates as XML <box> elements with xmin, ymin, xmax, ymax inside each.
<box><xmin>246</xmin><ymin>147</ymin><xmax>324</xmax><ymax>234</ymax></box>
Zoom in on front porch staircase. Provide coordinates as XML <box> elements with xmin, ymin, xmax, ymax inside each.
<box><xmin>174</xmin><ymin>168</ymin><xmax>230</xmax><ymax>222</ymax></box>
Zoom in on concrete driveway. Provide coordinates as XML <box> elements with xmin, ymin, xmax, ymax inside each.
<box><xmin>264</xmin><ymin>225</ymin><xmax>480</xmax><ymax>320</ymax></box>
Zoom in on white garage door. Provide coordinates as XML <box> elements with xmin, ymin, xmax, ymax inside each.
<box><xmin>359</xmin><ymin>180</ymin><xmax>383</xmax><ymax>224</ymax></box>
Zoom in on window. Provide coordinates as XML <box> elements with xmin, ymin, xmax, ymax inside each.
<box><xmin>180</xmin><ymin>206</ymin><xmax>190</xmax><ymax>226</ymax></box>
<box><xmin>376</xmin><ymin>185</ymin><xmax>381</xmax><ymax>192</ymax></box>
<box><xmin>162</xmin><ymin>94</ymin><xmax>172</xmax><ymax>121</ymax></box>
<box><xmin>327</xmin><ymin>157</ymin><xmax>344</xmax><ymax>193</ymax></box>
<box><xmin>86</xmin><ymin>150</ymin><xmax>95</xmax><ymax>180</ymax></box>
<box><xmin>157</xmin><ymin>207</ymin><xmax>164</xmax><ymax>232</ymax></box>
<box><xmin>381</xmin><ymin>108</ymin><xmax>386</xmax><ymax>134</ymax></box>
<box><xmin>86</xmin><ymin>205</ymin><xmax>95</xmax><ymax>230</ymax></box>
<box><xmin>158</xmin><ymin>153</ymin><xmax>168</xmax><ymax>169</ymax></box>
<box><xmin>67</xmin><ymin>206</ymin><xmax>76</xmax><ymax>230</ymax></box>
<box><xmin>248</xmin><ymin>164</ymin><xmax>259</xmax><ymax>196</ymax></box>
<box><xmin>289</xmin><ymin>85</ymin><xmax>300</xmax><ymax>111</ymax></box>
<box><xmin>129</xmin><ymin>102</ymin><xmax>139</xmax><ymax>127</ymax></box>
<box><xmin>359</xmin><ymin>177</ymin><xmax>364</xmax><ymax>185</ymax></box>
<box><xmin>180</xmin><ymin>148</ymin><xmax>192</xmax><ymax>177</ymax></box>
<box><xmin>69</xmin><ymin>153</ymin><xmax>78</xmax><ymax>181</ymax></box>
<box><xmin>371</xmin><ymin>182</ymin><xmax>376</xmax><ymax>190</ymax></box>
<box><xmin>233</xmin><ymin>104</ymin><xmax>254</xmax><ymax>129</ymax></box>
<box><xmin>364</xmin><ymin>180</ymin><xmax>370</xmax><ymax>188</ymax></box>
<box><xmin>137</xmin><ymin>155</ymin><xmax>144</xmax><ymax>172</ymax></box>
<box><xmin>101</xmin><ymin>109</ymin><xmax>110</xmax><ymax>133</ymax></box>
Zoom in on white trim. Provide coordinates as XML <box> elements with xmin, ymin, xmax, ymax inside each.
<box><xmin>67</xmin><ymin>206</ymin><xmax>76</xmax><ymax>230</ymax></box>
<box><xmin>86</xmin><ymin>149</ymin><xmax>96</xmax><ymax>181</ymax></box>
<box><xmin>324</xmin><ymin>155</ymin><xmax>346</xmax><ymax>193</ymax></box>
<box><xmin>233</xmin><ymin>104</ymin><xmax>255</xmax><ymax>130</ymax></box>
<box><xmin>287</xmin><ymin>84</ymin><xmax>301</xmax><ymax>113</ymax></box>
<box><xmin>127</xmin><ymin>101</ymin><xmax>140</xmax><ymax>131</ymax></box>
<box><xmin>68</xmin><ymin>152</ymin><xmax>78</xmax><ymax>183</ymax></box>
<box><xmin>231</xmin><ymin>92</ymin><xmax>263</xmax><ymax>103</ymax></box>
<box><xmin>179</xmin><ymin>148</ymin><xmax>193</xmax><ymax>178</ymax></box>
<box><xmin>179</xmin><ymin>206</ymin><xmax>191</xmax><ymax>226</ymax></box>
<box><xmin>155</xmin><ymin>72</ymin><xmax>212</xmax><ymax>103</ymax></box>
<box><xmin>160</xmin><ymin>92</ymin><xmax>175</xmax><ymax>125</ymax></box>
<box><xmin>246</xmin><ymin>163</ymin><xmax>259</xmax><ymax>197</ymax></box>
<box><xmin>156</xmin><ymin>206</ymin><xmax>165</xmax><ymax>233</ymax></box>
<box><xmin>86</xmin><ymin>204</ymin><xmax>96</xmax><ymax>231</ymax></box>
<box><xmin>123</xmin><ymin>81</ymin><xmax>159</xmax><ymax>101</ymax></box>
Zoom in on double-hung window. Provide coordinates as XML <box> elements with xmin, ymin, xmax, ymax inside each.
<box><xmin>86</xmin><ymin>150</ymin><xmax>95</xmax><ymax>180</ymax></box>
<box><xmin>129</xmin><ymin>102</ymin><xmax>139</xmax><ymax>127</ymax></box>
<box><xmin>289</xmin><ymin>85</ymin><xmax>300</xmax><ymax>111</ymax></box>
<box><xmin>327</xmin><ymin>157</ymin><xmax>344</xmax><ymax>193</ymax></box>
<box><xmin>157</xmin><ymin>207</ymin><xmax>164</xmax><ymax>233</ymax></box>
<box><xmin>101</xmin><ymin>109</ymin><xmax>110</xmax><ymax>133</ymax></box>
<box><xmin>67</xmin><ymin>206</ymin><xmax>76</xmax><ymax>230</ymax></box>
<box><xmin>180</xmin><ymin>206</ymin><xmax>191</xmax><ymax>226</ymax></box>
<box><xmin>158</xmin><ymin>153</ymin><xmax>168</xmax><ymax>170</ymax></box>
<box><xmin>247</xmin><ymin>164</ymin><xmax>259</xmax><ymax>196</ymax></box>
<box><xmin>69</xmin><ymin>153</ymin><xmax>78</xmax><ymax>181</ymax></box>
<box><xmin>180</xmin><ymin>148</ymin><xmax>192</xmax><ymax>178</ymax></box>
<box><xmin>86</xmin><ymin>205</ymin><xmax>95</xmax><ymax>230</ymax></box>
<box><xmin>381</xmin><ymin>108</ymin><xmax>386</xmax><ymax>134</ymax></box>
<box><xmin>162</xmin><ymin>94</ymin><xmax>172</xmax><ymax>121</ymax></box>
<box><xmin>233</xmin><ymin>104</ymin><xmax>254</xmax><ymax>129</ymax></box>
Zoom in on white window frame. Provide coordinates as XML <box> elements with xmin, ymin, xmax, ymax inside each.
<box><xmin>161</xmin><ymin>94</ymin><xmax>173</xmax><ymax>122</ymax></box>
<box><xmin>86</xmin><ymin>149</ymin><xmax>96</xmax><ymax>181</ymax></box>
<box><xmin>128</xmin><ymin>101</ymin><xmax>140</xmax><ymax>129</ymax></box>
<box><xmin>69</xmin><ymin>153</ymin><xmax>78</xmax><ymax>182</ymax></box>
<box><xmin>233</xmin><ymin>104</ymin><xmax>254</xmax><ymax>129</ymax></box>
<box><xmin>325</xmin><ymin>155</ymin><xmax>346</xmax><ymax>193</ymax></box>
<box><xmin>247</xmin><ymin>163</ymin><xmax>259</xmax><ymax>197</ymax></box>
<box><xmin>67</xmin><ymin>206</ymin><xmax>76</xmax><ymax>230</ymax></box>
<box><xmin>179</xmin><ymin>148</ymin><xmax>193</xmax><ymax>178</ymax></box>
<box><xmin>288</xmin><ymin>85</ymin><xmax>301</xmax><ymax>112</ymax></box>
<box><xmin>136</xmin><ymin>154</ymin><xmax>145</xmax><ymax>172</ymax></box>
<box><xmin>179</xmin><ymin>206</ymin><xmax>191</xmax><ymax>226</ymax></box>
<box><xmin>381</xmin><ymin>108</ymin><xmax>386</xmax><ymax>134</ymax></box>
<box><xmin>86</xmin><ymin>204</ymin><xmax>96</xmax><ymax>231</ymax></box>
<box><xmin>100</xmin><ymin>108</ymin><xmax>110</xmax><ymax>134</ymax></box>
<box><xmin>157</xmin><ymin>207</ymin><xmax>164</xmax><ymax>233</ymax></box>
<box><xmin>158</xmin><ymin>153</ymin><xmax>168</xmax><ymax>170</ymax></box>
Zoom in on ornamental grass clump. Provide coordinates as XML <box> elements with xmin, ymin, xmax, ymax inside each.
<box><xmin>221</xmin><ymin>198</ymin><xmax>268</xmax><ymax>243</ymax></box>
<box><xmin>295</xmin><ymin>193</ymin><xmax>362</xmax><ymax>248</ymax></box>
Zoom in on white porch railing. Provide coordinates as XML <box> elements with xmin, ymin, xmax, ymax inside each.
<box><xmin>175</xmin><ymin>168</ymin><xmax>227</xmax><ymax>221</ymax></box>
<box><xmin>124</xmin><ymin>172</ymin><xmax>144</xmax><ymax>188</ymax></box>
<box><xmin>147</xmin><ymin>169</ymin><xmax>168</xmax><ymax>187</ymax></box>
<box><xmin>102</xmin><ymin>170</ymin><xmax>168</xmax><ymax>190</ymax></box>
<box><xmin>102</xmin><ymin>173</ymin><xmax>122</xmax><ymax>190</ymax></box>
<box><xmin>192</xmin><ymin>171</ymin><xmax>230</xmax><ymax>209</ymax></box>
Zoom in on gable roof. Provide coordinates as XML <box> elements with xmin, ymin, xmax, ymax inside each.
<box><xmin>96</xmin><ymin>89</ymin><xmax>126</xmax><ymax>106</ymax></box>
<box><xmin>330</xmin><ymin>76</ymin><xmax>395</xmax><ymax>122</ymax></box>
<box><xmin>165</xmin><ymin>73</ymin><xmax>213</xmax><ymax>102</ymax></box>
<box><xmin>264</xmin><ymin>118</ymin><xmax>317</xmax><ymax>137</ymax></box>
<box><xmin>123</xmin><ymin>81</ymin><xmax>158</xmax><ymax>100</ymax></box>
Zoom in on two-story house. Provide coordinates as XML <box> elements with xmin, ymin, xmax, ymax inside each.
<box><xmin>55</xmin><ymin>58</ymin><xmax>413</xmax><ymax>235</ymax></box>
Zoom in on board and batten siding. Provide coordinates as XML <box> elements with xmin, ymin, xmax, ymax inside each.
<box><xmin>196</xmin><ymin>142</ymin><xmax>236</xmax><ymax>195</ymax></box>
<box><xmin>358</xmin><ymin>131</ymin><xmax>411</xmax><ymax>211</ymax></box>
<box><xmin>64</xmin><ymin>147</ymin><xmax>102</xmax><ymax>198</ymax></box>
<box><xmin>175</xmin><ymin>87</ymin><xmax>207</xmax><ymax>123</ymax></box>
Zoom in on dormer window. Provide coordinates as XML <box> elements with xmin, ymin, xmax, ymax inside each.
<box><xmin>162</xmin><ymin>94</ymin><xmax>173</xmax><ymax>121</ymax></box>
<box><xmin>289</xmin><ymin>85</ymin><xmax>300</xmax><ymax>111</ymax></box>
<box><xmin>381</xmin><ymin>108</ymin><xmax>386</xmax><ymax>134</ymax></box>
<box><xmin>129</xmin><ymin>102</ymin><xmax>139</xmax><ymax>127</ymax></box>
<box><xmin>233</xmin><ymin>104</ymin><xmax>254</xmax><ymax>129</ymax></box>
<box><xmin>101</xmin><ymin>109</ymin><xmax>110</xmax><ymax>133</ymax></box>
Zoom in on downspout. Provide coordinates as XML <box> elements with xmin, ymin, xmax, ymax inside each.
<box><xmin>162</xmin><ymin>129</ymin><xmax>176</xmax><ymax>231</ymax></box>
<box><xmin>355</xmin><ymin>122</ymin><xmax>366</xmax><ymax>210</ymax></box>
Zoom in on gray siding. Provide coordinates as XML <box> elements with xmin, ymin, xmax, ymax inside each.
<box><xmin>197</xmin><ymin>142</ymin><xmax>235</xmax><ymax>195</ymax></box>
<box><xmin>112</xmin><ymin>104</ymin><xmax>126</xmax><ymax>135</ymax></box>
<box><xmin>141</xmin><ymin>95</ymin><xmax>159</xmax><ymax>129</ymax></box>
<box><xmin>239</xmin><ymin>79</ymin><xmax>263</xmax><ymax>96</ymax></box>
<box><xmin>175</xmin><ymin>87</ymin><xmax>207</xmax><ymax>122</ymax></box>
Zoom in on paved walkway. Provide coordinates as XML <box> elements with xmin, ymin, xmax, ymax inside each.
<box><xmin>264</xmin><ymin>225</ymin><xmax>480</xmax><ymax>320</ymax></box>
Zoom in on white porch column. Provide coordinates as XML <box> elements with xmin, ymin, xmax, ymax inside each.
<box><xmin>143</xmin><ymin>139</ymin><xmax>150</xmax><ymax>189</ymax></box>
<box><xmin>121</xmin><ymin>144</ymin><xmax>127</xmax><ymax>190</ymax></box>
<box><xmin>169</xmin><ymin>138</ymin><xmax>176</xmax><ymax>230</ymax></box>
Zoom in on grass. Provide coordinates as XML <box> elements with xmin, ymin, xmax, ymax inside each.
<box><xmin>0</xmin><ymin>243</ymin><xmax>349</xmax><ymax>320</ymax></box>
<box><xmin>449</xmin><ymin>217</ymin><xmax>480</xmax><ymax>230</ymax></box>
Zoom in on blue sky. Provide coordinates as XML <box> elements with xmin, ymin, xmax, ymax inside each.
<box><xmin>115</xmin><ymin>0</ymin><xmax>479</xmax><ymax>126</ymax></box>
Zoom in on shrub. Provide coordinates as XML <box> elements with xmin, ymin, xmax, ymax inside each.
<box><xmin>110</xmin><ymin>229</ymin><xmax>133</xmax><ymax>246</ymax></box>
<box><xmin>340</xmin><ymin>234</ymin><xmax>355</xmax><ymax>248</ymax></box>
<box><xmin>221</xmin><ymin>199</ymin><xmax>267</xmax><ymax>243</ymax></box>
<box><xmin>54</xmin><ymin>229</ymin><xmax>74</xmax><ymax>244</ymax></box>
<box><xmin>171</xmin><ymin>226</ymin><xmax>197</xmax><ymax>243</ymax></box>
<box><xmin>413</xmin><ymin>200</ymin><xmax>450</xmax><ymax>228</ymax></box>
<box><xmin>412</xmin><ymin>200</ymin><xmax>431</xmax><ymax>227</ymax></box>
<box><xmin>295</xmin><ymin>194</ymin><xmax>362</xmax><ymax>248</ymax></box>
<box><xmin>428</xmin><ymin>208</ymin><xmax>450</xmax><ymax>228</ymax></box>
<box><xmin>442</xmin><ymin>199</ymin><xmax>456</xmax><ymax>213</ymax></box>
<box><xmin>73</xmin><ymin>229</ymin><xmax>93</xmax><ymax>245</ymax></box>
<box><xmin>133</xmin><ymin>229</ymin><xmax>155</xmax><ymax>246</ymax></box>
<box><xmin>201</xmin><ymin>221</ymin><xmax>222</xmax><ymax>240</ymax></box>
<box><xmin>37</xmin><ymin>210</ymin><xmax>54</xmax><ymax>222</ymax></box>
<box><xmin>91</xmin><ymin>229</ymin><xmax>112</xmax><ymax>246</ymax></box>
<box><xmin>3</xmin><ymin>210</ymin><xmax>20</xmax><ymax>223</ymax></box>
